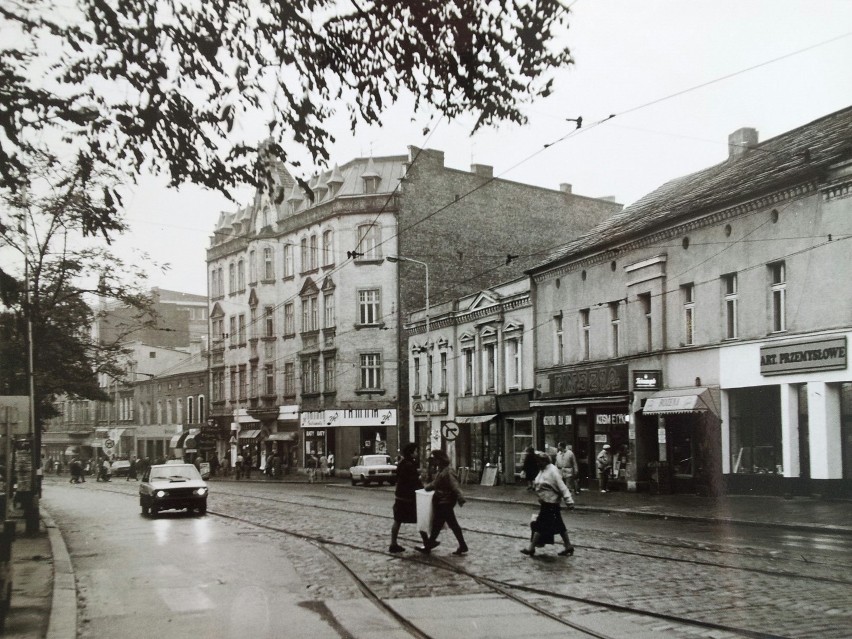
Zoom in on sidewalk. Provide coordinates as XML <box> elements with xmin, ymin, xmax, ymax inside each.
<box><xmin>5</xmin><ymin>476</ymin><xmax>850</xmax><ymax>639</ymax></box>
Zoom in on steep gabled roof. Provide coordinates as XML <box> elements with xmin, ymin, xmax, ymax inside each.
<box><xmin>531</xmin><ymin>106</ymin><xmax>852</xmax><ymax>271</ymax></box>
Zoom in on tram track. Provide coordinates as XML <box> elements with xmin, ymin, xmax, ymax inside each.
<box><xmin>207</xmin><ymin>506</ymin><xmax>793</xmax><ymax>639</ymax></box>
<box><xmin>74</xmin><ymin>481</ymin><xmax>844</xmax><ymax>638</ymax></box>
<box><xmin>206</xmin><ymin>483</ymin><xmax>852</xmax><ymax>585</ymax></box>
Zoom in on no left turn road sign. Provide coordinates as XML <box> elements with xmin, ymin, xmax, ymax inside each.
<box><xmin>104</xmin><ymin>439</ymin><xmax>115</xmax><ymax>449</ymax></box>
<box><xmin>441</xmin><ymin>422</ymin><xmax>459</xmax><ymax>442</ymax></box>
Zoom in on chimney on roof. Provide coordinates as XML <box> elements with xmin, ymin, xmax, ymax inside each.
<box><xmin>728</xmin><ymin>127</ymin><xmax>759</xmax><ymax>159</ymax></box>
<box><xmin>559</xmin><ymin>183</ymin><xmax>572</xmax><ymax>194</ymax></box>
<box><xmin>471</xmin><ymin>164</ymin><xmax>493</xmax><ymax>178</ymax></box>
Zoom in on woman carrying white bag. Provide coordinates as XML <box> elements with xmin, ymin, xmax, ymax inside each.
<box><xmin>416</xmin><ymin>450</ymin><xmax>469</xmax><ymax>556</ymax></box>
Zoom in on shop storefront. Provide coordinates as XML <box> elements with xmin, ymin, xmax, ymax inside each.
<box><xmin>302</xmin><ymin>408</ymin><xmax>398</xmax><ymax>471</ymax></box>
<box><xmin>456</xmin><ymin>395</ymin><xmax>504</xmax><ymax>483</ymax></box>
<box><xmin>533</xmin><ymin>363</ymin><xmax>630</xmax><ymax>491</ymax></box>
<box><xmin>264</xmin><ymin>405</ymin><xmax>300</xmax><ymax>472</ymax></box>
<box><xmin>412</xmin><ymin>396</ymin><xmax>448</xmax><ymax>470</ymax></box>
<box><xmin>721</xmin><ymin>333</ymin><xmax>850</xmax><ymax>497</ymax></box>
<box><xmin>641</xmin><ymin>387</ymin><xmax>722</xmax><ymax>496</ymax></box>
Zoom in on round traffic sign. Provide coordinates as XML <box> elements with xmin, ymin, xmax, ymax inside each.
<box><xmin>104</xmin><ymin>439</ymin><xmax>115</xmax><ymax>449</ymax></box>
<box><xmin>441</xmin><ymin>422</ymin><xmax>459</xmax><ymax>442</ymax></box>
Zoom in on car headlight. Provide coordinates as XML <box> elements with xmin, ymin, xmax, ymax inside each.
<box><xmin>195</xmin><ymin>488</ymin><xmax>207</xmax><ymax>496</ymax></box>
<box><xmin>155</xmin><ymin>490</ymin><xmax>166</xmax><ymax>498</ymax></box>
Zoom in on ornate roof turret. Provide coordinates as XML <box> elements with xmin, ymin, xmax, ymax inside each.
<box><xmin>327</xmin><ymin>164</ymin><xmax>344</xmax><ymax>196</ymax></box>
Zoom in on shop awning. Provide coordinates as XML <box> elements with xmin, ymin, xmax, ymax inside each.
<box><xmin>531</xmin><ymin>394</ymin><xmax>629</xmax><ymax>408</ymax></box>
<box><xmin>183</xmin><ymin>428</ymin><xmax>201</xmax><ymax>448</ymax></box>
<box><xmin>266</xmin><ymin>432</ymin><xmax>297</xmax><ymax>441</ymax></box>
<box><xmin>239</xmin><ymin>429</ymin><xmax>262</xmax><ymax>439</ymax></box>
<box><xmin>455</xmin><ymin>414</ymin><xmax>497</xmax><ymax>424</ymax></box>
<box><xmin>643</xmin><ymin>388</ymin><xmax>712</xmax><ymax>415</ymax></box>
<box><xmin>169</xmin><ymin>434</ymin><xmax>184</xmax><ymax>448</ymax></box>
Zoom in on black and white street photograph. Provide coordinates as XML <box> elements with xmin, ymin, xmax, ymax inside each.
<box><xmin>1</xmin><ymin>1</ymin><xmax>851</xmax><ymax>637</ymax></box>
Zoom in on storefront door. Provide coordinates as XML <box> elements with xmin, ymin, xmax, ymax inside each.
<box><xmin>511</xmin><ymin>419</ymin><xmax>533</xmax><ymax>483</ymax></box>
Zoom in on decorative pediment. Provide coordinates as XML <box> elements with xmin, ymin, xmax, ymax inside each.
<box><xmin>459</xmin><ymin>331</ymin><xmax>475</xmax><ymax>343</ymax></box>
<box><xmin>480</xmin><ymin>325</ymin><xmax>498</xmax><ymax>342</ymax></box>
<box><xmin>210</xmin><ymin>302</ymin><xmax>225</xmax><ymax>319</ymax></box>
<box><xmin>299</xmin><ymin>277</ymin><xmax>319</xmax><ymax>297</ymax></box>
<box><xmin>467</xmin><ymin>291</ymin><xmax>499</xmax><ymax>311</ymax></box>
<box><xmin>503</xmin><ymin>320</ymin><xmax>524</xmax><ymax>334</ymax></box>
<box><xmin>321</xmin><ymin>276</ymin><xmax>336</xmax><ymax>292</ymax></box>
<box><xmin>247</xmin><ymin>288</ymin><xmax>259</xmax><ymax>308</ymax></box>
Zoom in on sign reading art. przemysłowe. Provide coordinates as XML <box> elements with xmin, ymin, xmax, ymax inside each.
<box><xmin>759</xmin><ymin>336</ymin><xmax>847</xmax><ymax>376</ymax></box>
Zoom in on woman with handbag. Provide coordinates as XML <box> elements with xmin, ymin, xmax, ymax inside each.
<box><xmin>416</xmin><ymin>450</ymin><xmax>469</xmax><ymax>556</ymax></box>
<box><xmin>521</xmin><ymin>451</ymin><xmax>575</xmax><ymax>557</ymax></box>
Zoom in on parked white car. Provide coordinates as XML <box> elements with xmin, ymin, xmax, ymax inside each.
<box><xmin>349</xmin><ymin>455</ymin><xmax>397</xmax><ymax>486</ymax></box>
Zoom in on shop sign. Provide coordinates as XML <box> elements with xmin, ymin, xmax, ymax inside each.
<box><xmin>542</xmin><ymin>414</ymin><xmax>573</xmax><ymax>426</ymax></box>
<box><xmin>633</xmin><ymin>370</ymin><xmax>662</xmax><ymax>390</ymax></box>
<box><xmin>594</xmin><ymin>434</ymin><xmax>608</xmax><ymax>443</ymax></box>
<box><xmin>300</xmin><ymin>411</ymin><xmax>325</xmax><ymax>429</ymax></box>
<box><xmin>412</xmin><ymin>398</ymin><xmax>448</xmax><ymax>416</ymax></box>
<box><xmin>657</xmin><ymin>427</ymin><xmax>667</xmax><ymax>444</ymax></box>
<box><xmin>320</xmin><ymin>408</ymin><xmax>398</xmax><ymax>427</ymax></box>
<box><xmin>760</xmin><ymin>336</ymin><xmax>847</xmax><ymax>376</ymax></box>
<box><xmin>549</xmin><ymin>364</ymin><xmax>628</xmax><ymax>398</ymax></box>
<box><xmin>596</xmin><ymin>413</ymin><xmax>627</xmax><ymax>425</ymax></box>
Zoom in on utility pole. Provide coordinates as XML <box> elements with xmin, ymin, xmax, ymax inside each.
<box><xmin>22</xmin><ymin>186</ymin><xmax>40</xmax><ymax>534</ymax></box>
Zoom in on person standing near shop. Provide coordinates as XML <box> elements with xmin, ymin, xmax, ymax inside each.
<box><xmin>235</xmin><ymin>451</ymin><xmax>243</xmax><ymax>480</ymax></box>
<box><xmin>556</xmin><ymin>442</ymin><xmax>580</xmax><ymax>495</ymax></box>
<box><xmin>597</xmin><ymin>444</ymin><xmax>613</xmax><ymax>493</ymax></box>
<box><xmin>522</xmin><ymin>446</ymin><xmax>537</xmax><ymax>491</ymax></box>
<box><xmin>416</xmin><ymin>450</ymin><xmax>468</xmax><ymax>556</ymax></box>
<box><xmin>521</xmin><ymin>451</ymin><xmax>575</xmax><ymax>557</ymax></box>
<box><xmin>388</xmin><ymin>443</ymin><xmax>424</xmax><ymax>553</ymax></box>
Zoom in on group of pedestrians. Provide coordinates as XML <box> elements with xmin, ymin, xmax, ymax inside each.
<box><xmin>389</xmin><ymin>445</ymin><xmax>469</xmax><ymax>556</ymax></box>
<box><xmin>388</xmin><ymin>444</ymin><xmax>582</xmax><ymax>559</ymax></box>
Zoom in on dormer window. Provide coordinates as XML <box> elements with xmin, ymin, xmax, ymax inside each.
<box><xmin>364</xmin><ymin>175</ymin><xmax>379</xmax><ymax>194</ymax></box>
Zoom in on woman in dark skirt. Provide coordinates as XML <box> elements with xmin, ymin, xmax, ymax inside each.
<box><xmin>522</xmin><ymin>452</ymin><xmax>575</xmax><ymax>557</ymax></box>
<box><xmin>389</xmin><ymin>443</ymin><xmax>424</xmax><ymax>553</ymax></box>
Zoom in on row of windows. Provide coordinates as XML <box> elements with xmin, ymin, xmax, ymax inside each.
<box><xmin>137</xmin><ymin>395</ymin><xmax>206</xmax><ymax>425</ymax></box>
<box><xmin>212</xmin><ymin>354</ymin><xmax>383</xmax><ymax>401</ymax></box>
<box><xmin>211</xmin><ymin>289</ymin><xmax>382</xmax><ymax>343</ymax></box>
<box><xmin>554</xmin><ymin>262</ymin><xmax>787</xmax><ymax>361</ymax></box>
<box><xmin>209</xmin><ymin>223</ymin><xmax>385</xmax><ymax>298</ymax></box>
<box><xmin>458</xmin><ymin>337</ymin><xmax>523</xmax><ymax>396</ymax></box>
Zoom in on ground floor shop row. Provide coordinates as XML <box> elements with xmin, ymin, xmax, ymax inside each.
<box><xmin>411</xmin><ymin>336</ymin><xmax>851</xmax><ymax>498</ymax></box>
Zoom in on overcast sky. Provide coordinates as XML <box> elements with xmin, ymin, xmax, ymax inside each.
<box><xmin>112</xmin><ymin>0</ymin><xmax>852</xmax><ymax>296</ymax></box>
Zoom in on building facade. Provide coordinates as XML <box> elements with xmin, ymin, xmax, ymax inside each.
<box><xmin>528</xmin><ymin>107</ymin><xmax>852</xmax><ymax>497</ymax></box>
<box><xmin>405</xmin><ymin>277</ymin><xmax>535</xmax><ymax>485</ymax></box>
<box><xmin>207</xmin><ymin>146</ymin><xmax>622</xmax><ymax>471</ymax></box>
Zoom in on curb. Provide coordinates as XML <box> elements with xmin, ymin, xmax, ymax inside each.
<box><xmin>41</xmin><ymin>508</ymin><xmax>76</xmax><ymax>639</ymax></box>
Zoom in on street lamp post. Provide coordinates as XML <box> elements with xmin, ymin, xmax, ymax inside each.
<box><xmin>386</xmin><ymin>255</ymin><xmax>430</xmax><ymax>452</ymax></box>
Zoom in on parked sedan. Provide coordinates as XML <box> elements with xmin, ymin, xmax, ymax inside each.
<box><xmin>349</xmin><ymin>455</ymin><xmax>397</xmax><ymax>486</ymax></box>
<box><xmin>139</xmin><ymin>464</ymin><xmax>208</xmax><ymax>516</ymax></box>
<box><xmin>110</xmin><ymin>459</ymin><xmax>131</xmax><ymax>477</ymax></box>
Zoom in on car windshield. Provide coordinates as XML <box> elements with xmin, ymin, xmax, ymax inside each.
<box><xmin>149</xmin><ymin>466</ymin><xmax>201</xmax><ymax>481</ymax></box>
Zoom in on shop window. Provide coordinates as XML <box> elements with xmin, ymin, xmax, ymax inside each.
<box><xmin>841</xmin><ymin>383</ymin><xmax>852</xmax><ymax>479</ymax></box>
<box><xmin>729</xmin><ymin>386</ymin><xmax>782</xmax><ymax>475</ymax></box>
<box><xmin>511</xmin><ymin>419</ymin><xmax>533</xmax><ymax>481</ymax></box>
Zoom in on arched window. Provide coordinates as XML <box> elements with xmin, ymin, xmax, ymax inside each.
<box><xmin>197</xmin><ymin>395</ymin><xmax>205</xmax><ymax>422</ymax></box>
<box><xmin>187</xmin><ymin>396</ymin><xmax>195</xmax><ymax>423</ymax></box>
<box><xmin>322</xmin><ymin>230</ymin><xmax>333</xmax><ymax>266</ymax></box>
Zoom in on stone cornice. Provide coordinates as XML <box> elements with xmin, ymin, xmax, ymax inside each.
<box><xmin>403</xmin><ymin>296</ymin><xmax>530</xmax><ymax>335</ymax></box>
<box><xmin>533</xmin><ymin>180</ymin><xmax>817</xmax><ymax>283</ymax></box>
